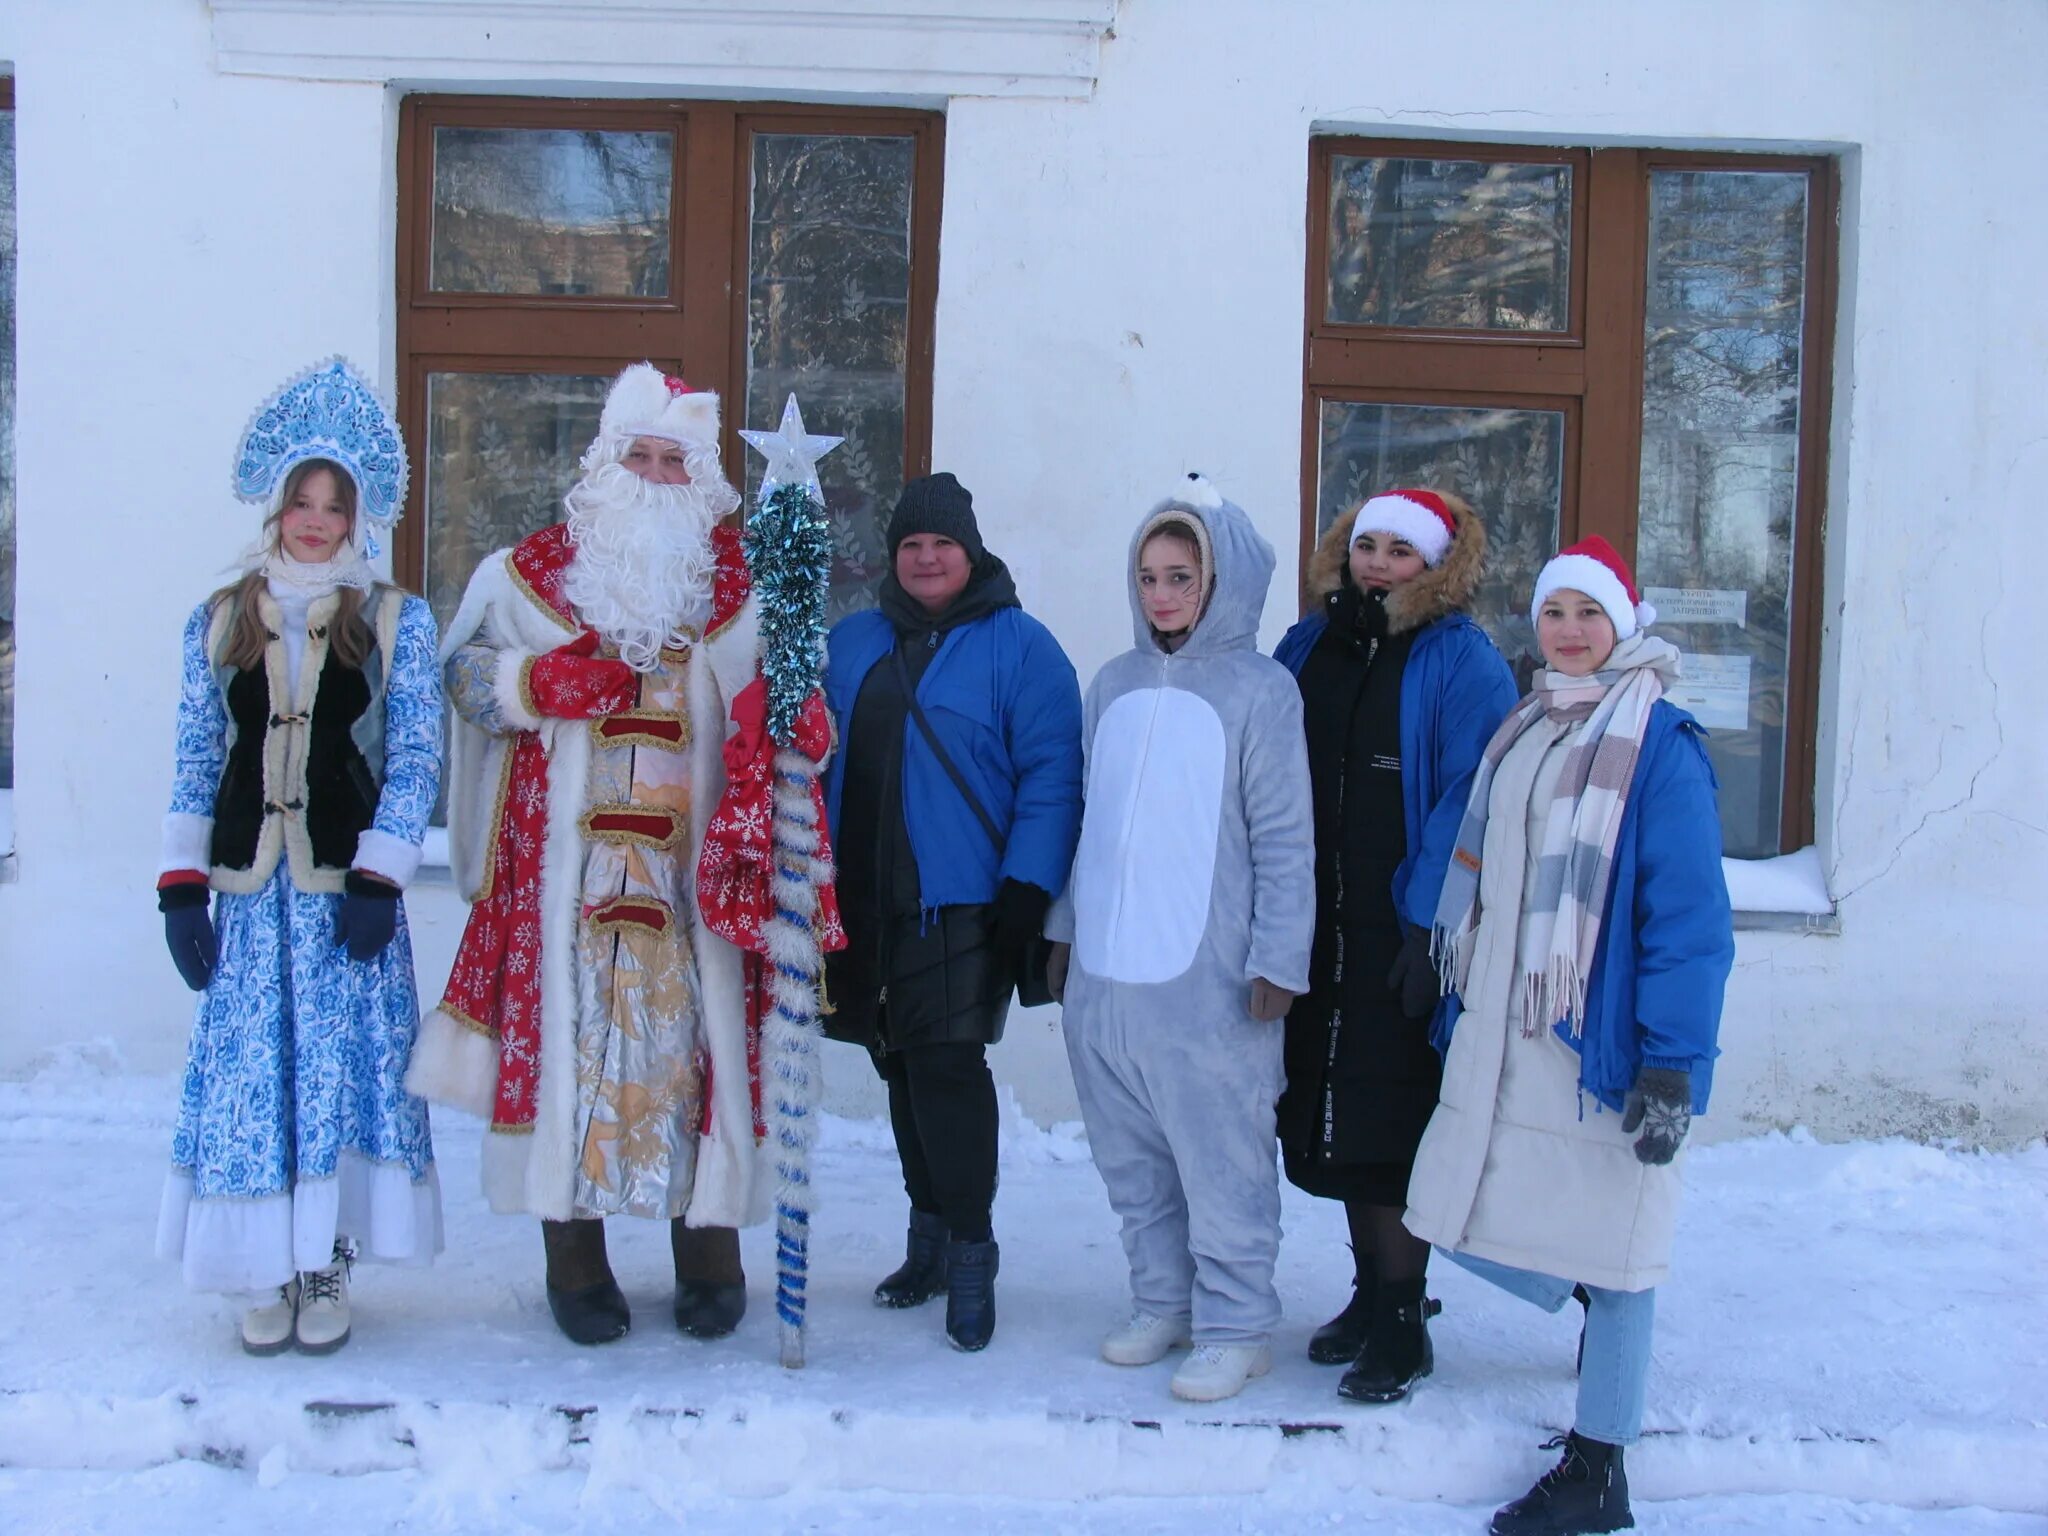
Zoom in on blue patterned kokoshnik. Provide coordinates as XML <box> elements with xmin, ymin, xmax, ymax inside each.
<box><xmin>233</xmin><ymin>357</ymin><xmax>410</xmax><ymax>547</ymax></box>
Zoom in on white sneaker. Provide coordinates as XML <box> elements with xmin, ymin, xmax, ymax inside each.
<box><xmin>1100</xmin><ymin>1309</ymin><xmax>1193</xmax><ymax>1366</ymax></box>
<box><xmin>1169</xmin><ymin>1342</ymin><xmax>1272</xmax><ymax>1403</ymax></box>
<box><xmin>294</xmin><ymin>1243</ymin><xmax>353</xmax><ymax>1354</ymax></box>
<box><xmin>241</xmin><ymin>1279</ymin><xmax>299</xmax><ymax>1356</ymax></box>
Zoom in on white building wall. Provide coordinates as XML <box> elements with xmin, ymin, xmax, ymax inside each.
<box><xmin>2</xmin><ymin>0</ymin><xmax>2042</xmax><ymax>1144</ymax></box>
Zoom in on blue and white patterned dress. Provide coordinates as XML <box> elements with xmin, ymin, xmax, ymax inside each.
<box><xmin>157</xmin><ymin>590</ymin><xmax>445</xmax><ymax>1295</ymax></box>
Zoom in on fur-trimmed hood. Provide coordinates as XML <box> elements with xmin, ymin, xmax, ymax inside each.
<box><xmin>1304</xmin><ymin>494</ymin><xmax>1488</xmax><ymax>635</ymax></box>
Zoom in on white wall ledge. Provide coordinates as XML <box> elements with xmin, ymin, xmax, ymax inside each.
<box><xmin>209</xmin><ymin>0</ymin><xmax>1122</xmax><ymax>99</ymax></box>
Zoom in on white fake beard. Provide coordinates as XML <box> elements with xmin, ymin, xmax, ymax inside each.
<box><xmin>561</xmin><ymin>460</ymin><xmax>727</xmax><ymax>672</ymax></box>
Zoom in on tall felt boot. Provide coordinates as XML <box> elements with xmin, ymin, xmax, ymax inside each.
<box><xmin>1336</xmin><ymin>1275</ymin><xmax>1440</xmax><ymax>1403</ymax></box>
<box><xmin>874</xmin><ymin>1209</ymin><xmax>950</xmax><ymax>1308</ymax></box>
<box><xmin>1308</xmin><ymin>1252</ymin><xmax>1376</xmax><ymax>1364</ymax></box>
<box><xmin>943</xmin><ymin>1237</ymin><xmax>998</xmax><ymax>1352</ymax></box>
<box><xmin>671</xmin><ymin>1220</ymin><xmax>747</xmax><ymax>1339</ymax></box>
<box><xmin>542</xmin><ymin>1218</ymin><xmax>629</xmax><ymax>1345</ymax></box>
<box><xmin>1489</xmin><ymin>1431</ymin><xmax>1634</xmax><ymax>1536</ymax></box>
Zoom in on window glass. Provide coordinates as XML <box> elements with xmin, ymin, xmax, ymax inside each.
<box><xmin>430</xmin><ymin>127</ymin><xmax>674</xmax><ymax>297</ymax></box>
<box><xmin>1318</xmin><ymin>399</ymin><xmax>1565</xmax><ymax>679</ymax></box>
<box><xmin>746</xmin><ymin>132</ymin><xmax>916</xmax><ymax>621</ymax></box>
<box><xmin>1634</xmin><ymin>168</ymin><xmax>1810</xmax><ymax>859</ymax></box>
<box><xmin>422</xmin><ymin>370</ymin><xmax>610</xmax><ymax>628</ymax></box>
<box><xmin>1326</xmin><ymin>156</ymin><xmax>1572</xmax><ymax>331</ymax></box>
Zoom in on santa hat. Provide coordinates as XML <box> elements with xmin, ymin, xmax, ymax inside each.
<box><xmin>1350</xmin><ymin>488</ymin><xmax>1457</xmax><ymax>568</ymax></box>
<box><xmin>1529</xmin><ymin>535</ymin><xmax>1658</xmax><ymax>640</ymax></box>
<box><xmin>596</xmin><ymin>362</ymin><xmax>720</xmax><ymax>452</ymax></box>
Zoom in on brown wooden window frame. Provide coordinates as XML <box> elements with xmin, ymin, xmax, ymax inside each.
<box><xmin>1302</xmin><ymin>137</ymin><xmax>1838</xmax><ymax>855</ymax></box>
<box><xmin>393</xmin><ymin>93</ymin><xmax>945</xmax><ymax>589</ymax></box>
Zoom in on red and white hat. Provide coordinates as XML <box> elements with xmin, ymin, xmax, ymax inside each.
<box><xmin>1530</xmin><ymin>536</ymin><xmax>1657</xmax><ymax>640</ymax></box>
<box><xmin>595</xmin><ymin>362</ymin><xmax>720</xmax><ymax>453</ymax></box>
<box><xmin>1350</xmin><ymin>488</ymin><xmax>1458</xmax><ymax>568</ymax></box>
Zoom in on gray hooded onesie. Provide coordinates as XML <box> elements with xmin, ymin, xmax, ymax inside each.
<box><xmin>1047</xmin><ymin>478</ymin><xmax>1316</xmax><ymax>1346</ymax></box>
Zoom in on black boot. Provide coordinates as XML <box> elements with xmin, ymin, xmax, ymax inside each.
<box><xmin>1490</xmin><ymin>1431</ymin><xmax>1634</xmax><ymax>1536</ymax></box>
<box><xmin>943</xmin><ymin>1238</ymin><xmax>998</xmax><ymax>1351</ymax></box>
<box><xmin>1308</xmin><ymin>1264</ymin><xmax>1377</xmax><ymax>1364</ymax></box>
<box><xmin>1336</xmin><ymin>1277</ymin><xmax>1440</xmax><ymax>1403</ymax></box>
<box><xmin>671</xmin><ymin>1221</ymin><xmax>747</xmax><ymax>1339</ymax></box>
<box><xmin>874</xmin><ymin>1209</ymin><xmax>950</xmax><ymax>1309</ymax></box>
<box><xmin>542</xmin><ymin>1219</ymin><xmax>629</xmax><ymax>1346</ymax></box>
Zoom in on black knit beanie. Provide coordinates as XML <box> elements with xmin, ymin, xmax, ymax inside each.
<box><xmin>887</xmin><ymin>472</ymin><xmax>984</xmax><ymax>563</ymax></box>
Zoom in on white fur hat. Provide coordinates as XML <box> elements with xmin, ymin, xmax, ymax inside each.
<box><xmin>1349</xmin><ymin>488</ymin><xmax>1458</xmax><ymax>568</ymax></box>
<box><xmin>597</xmin><ymin>362</ymin><xmax>720</xmax><ymax>450</ymax></box>
<box><xmin>1529</xmin><ymin>535</ymin><xmax>1658</xmax><ymax>641</ymax></box>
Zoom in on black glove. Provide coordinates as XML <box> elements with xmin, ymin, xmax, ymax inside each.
<box><xmin>991</xmin><ymin>878</ymin><xmax>1052</xmax><ymax>970</ymax></box>
<box><xmin>159</xmin><ymin>884</ymin><xmax>217</xmax><ymax>992</ymax></box>
<box><xmin>1385</xmin><ymin>923</ymin><xmax>1438</xmax><ymax>1020</ymax></box>
<box><xmin>335</xmin><ymin>871</ymin><xmax>400</xmax><ymax>963</ymax></box>
<box><xmin>1621</xmin><ymin>1066</ymin><xmax>1692</xmax><ymax>1166</ymax></box>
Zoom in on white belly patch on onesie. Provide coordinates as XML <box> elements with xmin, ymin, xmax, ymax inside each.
<box><xmin>1072</xmin><ymin>686</ymin><xmax>1226</xmax><ymax>984</ymax></box>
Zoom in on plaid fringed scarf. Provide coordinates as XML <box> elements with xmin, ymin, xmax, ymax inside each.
<box><xmin>1431</xmin><ymin>634</ymin><xmax>1682</xmax><ymax>1038</ymax></box>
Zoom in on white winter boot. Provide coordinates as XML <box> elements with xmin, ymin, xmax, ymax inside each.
<box><xmin>1100</xmin><ymin>1310</ymin><xmax>1192</xmax><ymax>1366</ymax></box>
<box><xmin>1169</xmin><ymin>1342</ymin><xmax>1272</xmax><ymax>1403</ymax></box>
<box><xmin>294</xmin><ymin>1241</ymin><xmax>353</xmax><ymax>1355</ymax></box>
<box><xmin>241</xmin><ymin>1279</ymin><xmax>299</xmax><ymax>1356</ymax></box>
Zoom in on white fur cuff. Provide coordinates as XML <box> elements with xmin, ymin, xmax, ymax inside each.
<box><xmin>354</xmin><ymin>829</ymin><xmax>424</xmax><ymax>889</ymax></box>
<box><xmin>492</xmin><ymin>649</ymin><xmax>544</xmax><ymax>732</ymax></box>
<box><xmin>158</xmin><ymin>813</ymin><xmax>215</xmax><ymax>876</ymax></box>
<box><xmin>404</xmin><ymin>1008</ymin><xmax>500</xmax><ymax>1119</ymax></box>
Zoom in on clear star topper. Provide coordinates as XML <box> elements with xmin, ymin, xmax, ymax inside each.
<box><xmin>740</xmin><ymin>394</ymin><xmax>843</xmax><ymax>501</ymax></box>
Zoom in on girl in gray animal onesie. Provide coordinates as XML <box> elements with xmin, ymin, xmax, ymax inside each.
<box><xmin>1045</xmin><ymin>476</ymin><xmax>1316</xmax><ymax>1404</ymax></box>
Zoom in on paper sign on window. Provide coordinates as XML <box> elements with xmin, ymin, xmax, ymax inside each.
<box><xmin>1645</xmin><ymin>587</ymin><xmax>1747</xmax><ymax>628</ymax></box>
<box><xmin>1669</xmin><ymin>653</ymin><xmax>1752</xmax><ymax>732</ymax></box>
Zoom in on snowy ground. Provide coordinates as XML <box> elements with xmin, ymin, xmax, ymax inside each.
<box><xmin>2</xmin><ymin>1047</ymin><xmax>2044</xmax><ymax>1534</ymax></box>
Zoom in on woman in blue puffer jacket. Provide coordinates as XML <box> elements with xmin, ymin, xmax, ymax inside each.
<box><xmin>822</xmin><ymin>472</ymin><xmax>1084</xmax><ymax>1353</ymax></box>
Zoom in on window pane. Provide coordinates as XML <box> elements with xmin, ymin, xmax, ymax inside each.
<box><xmin>746</xmin><ymin>133</ymin><xmax>915</xmax><ymax>622</ymax></box>
<box><xmin>1317</xmin><ymin>400</ymin><xmax>1564</xmax><ymax>678</ymax></box>
<box><xmin>430</xmin><ymin>127</ymin><xmax>673</xmax><ymax>297</ymax></box>
<box><xmin>0</xmin><ymin>108</ymin><xmax>14</xmax><ymax>791</ymax></box>
<box><xmin>423</xmin><ymin>371</ymin><xmax>610</xmax><ymax>628</ymax></box>
<box><xmin>1635</xmin><ymin>169</ymin><xmax>1810</xmax><ymax>859</ymax></box>
<box><xmin>1327</xmin><ymin>156</ymin><xmax>1572</xmax><ymax>331</ymax></box>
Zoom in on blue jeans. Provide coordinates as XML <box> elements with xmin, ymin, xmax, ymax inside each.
<box><xmin>1442</xmin><ymin>1249</ymin><xmax>1655</xmax><ymax>1446</ymax></box>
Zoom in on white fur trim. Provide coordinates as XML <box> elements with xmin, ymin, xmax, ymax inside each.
<box><xmin>403</xmin><ymin>1008</ymin><xmax>500</xmax><ymax>1119</ymax></box>
<box><xmin>1531</xmin><ymin>553</ymin><xmax>1640</xmax><ymax>641</ymax></box>
<box><xmin>353</xmin><ymin>829</ymin><xmax>423</xmax><ymax>889</ymax></box>
<box><xmin>1178</xmin><ymin>473</ymin><xmax>1223</xmax><ymax>510</ymax></box>
<box><xmin>1351</xmin><ymin>494</ymin><xmax>1454</xmax><ymax>568</ymax></box>
<box><xmin>491</xmin><ymin>649</ymin><xmax>545</xmax><ymax>732</ymax></box>
<box><xmin>158</xmin><ymin>813</ymin><xmax>215</xmax><ymax>877</ymax></box>
<box><xmin>482</xmin><ymin>1130</ymin><xmax>536</xmax><ymax>1216</ymax></box>
<box><xmin>523</xmin><ymin>720</ymin><xmax>591</xmax><ymax>1222</ymax></box>
<box><xmin>600</xmin><ymin>362</ymin><xmax>720</xmax><ymax>450</ymax></box>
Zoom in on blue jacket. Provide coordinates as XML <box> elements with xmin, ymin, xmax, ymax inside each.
<box><xmin>824</xmin><ymin>606</ymin><xmax>1085</xmax><ymax>908</ymax></box>
<box><xmin>1275</xmin><ymin>610</ymin><xmax>1518</xmax><ymax>931</ymax></box>
<box><xmin>1433</xmin><ymin>700</ymin><xmax>1735</xmax><ymax>1115</ymax></box>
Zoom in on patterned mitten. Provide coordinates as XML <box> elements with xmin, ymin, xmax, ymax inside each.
<box><xmin>525</xmin><ymin>631</ymin><xmax>638</xmax><ymax>719</ymax></box>
<box><xmin>1621</xmin><ymin>1066</ymin><xmax>1692</xmax><ymax>1166</ymax></box>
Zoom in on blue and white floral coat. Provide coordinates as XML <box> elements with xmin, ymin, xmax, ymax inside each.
<box><xmin>156</xmin><ymin>583</ymin><xmax>444</xmax><ymax>1294</ymax></box>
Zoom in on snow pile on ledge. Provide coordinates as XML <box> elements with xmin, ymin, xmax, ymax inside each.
<box><xmin>1</xmin><ymin>1049</ymin><xmax>2042</xmax><ymax>1533</ymax></box>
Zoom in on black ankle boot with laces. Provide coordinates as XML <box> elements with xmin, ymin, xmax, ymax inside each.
<box><xmin>1490</xmin><ymin>1430</ymin><xmax>1633</xmax><ymax>1535</ymax></box>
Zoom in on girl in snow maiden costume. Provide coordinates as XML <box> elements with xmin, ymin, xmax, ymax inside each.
<box><xmin>1272</xmin><ymin>488</ymin><xmax>1516</xmax><ymax>1406</ymax></box>
<box><xmin>1403</xmin><ymin>537</ymin><xmax>1733</xmax><ymax>1536</ymax></box>
<box><xmin>1045</xmin><ymin>475</ymin><xmax>1315</xmax><ymax>1405</ymax></box>
<box><xmin>155</xmin><ymin>359</ymin><xmax>443</xmax><ymax>1357</ymax></box>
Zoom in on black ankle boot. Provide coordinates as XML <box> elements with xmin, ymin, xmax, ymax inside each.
<box><xmin>1308</xmin><ymin>1269</ymin><xmax>1377</xmax><ymax>1364</ymax></box>
<box><xmin>542</xmin><ymin>1219</ymin><xmax>629</xmax><ymax>1346</ymax></box>
<box><xmin>943</xmin><ymin>1237</ymin><xmax>998</xmax><ymax>1351</ymax></box>
<box><xmin>1490</xmin><ymin>1431</ymin><xmax>1633</xmax><ymax>1536</ymax></box>
<box><xmin>874</xmin><ymin>1210</ymin><xmax>950</xmax><ymax>1309</ymax></box>
<box><xmin>671</xmin><ymin>1221</ymin><xmax>747</xmax><ymax>1339</ymax></box>
<box><xmin>1336</xmin><ymin>1277</ymin><xmax>1440</xmax><ymax>1403</ymax></box>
